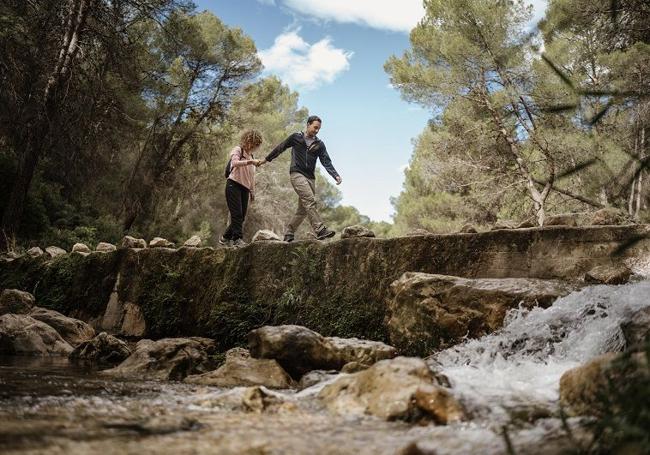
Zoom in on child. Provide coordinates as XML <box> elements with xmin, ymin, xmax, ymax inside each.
<box><xmin>220</xmin><ymin>130</ymin><xmax>263</xmax><ymax>247</ymax></box>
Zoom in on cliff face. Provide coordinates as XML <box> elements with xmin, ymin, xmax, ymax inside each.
<box><xmin>1</xmin><ymin>225</ymin><xmax>648</xmax><ymax>351</ymax></box>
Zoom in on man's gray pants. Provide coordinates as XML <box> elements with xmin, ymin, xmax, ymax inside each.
<box><xmin>287</xmin><ymin>172</ymin><xmax>324</xmax><ymax>234</ymax></box>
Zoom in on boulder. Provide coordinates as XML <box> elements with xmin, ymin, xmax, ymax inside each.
<box><xmin>185</xmin><ymin>348</ymin><xmax>293</xmax><ymax>388</ymax></box>
<box><xmin>0</xmin><ymin>289</ymin><xmax>35</xmax><ymax>315</ymax></box>
<box><xmin>387</xmin><ymin>272</ymin><xmax>576</xmax><ymax>354</ymax></box>
<box><xmin>459</xmin><ymin>224</ymin><xmax>478</xmax><ymax>234</ymax></box>
<box><xmin>621</xmin><ymin>307</ymin><xmax>650</xmax><ymax>350</ymax></box>
<box><xmin>72</xmin><ymin>243</ymin><xmax>91</xmax><ymax>254</ymax></box>
<box><xmin>121</xmin><ymin>235</ymin><xmax>147</xmax><ymax>249</ymax></box>
<box><xmin>95</xmin><ymin>242</ymin><xmax>117</xmax><ymax>253</ymax></box>
<box><xmin>318</xmin><ymin>357</ymin><xmax>466</xmax><ymax>423</ymax></box>
<box><xmin>69</xmin><ymin>332</ymin><xmax>131</xmax><ymax>364</ymax></box>
<box><xmin>149</xmin><ymin>237</ymin><xmax>175</xmax><ymax>248</ymax></box>
<box><xmin>248</xmin><ymin>325</ymin><xmax>397</xmax><ymax>378</ymax></box>
<box><xmin>183</xmin><ymin>235</ymin><xmax>202</xmax><ymax>247</ymax></box>
<box><xmin>27</xmin><ymin>247</ymin><xmax>43</xmax><ymax>258</ymax></box>
<box><xmin>45</xmin><ymin>246</ymin><xmax>67</xmax><ymax>258</ymax></box>
<box><xmin>341</xmin><ymin>225</ymin><xmax>375</xmax><ymax>239</ymax></box>
<box><xmin>559</xmin><ymin>351</ymin><xmax>648</xmax><ymax>416</ymax></box>
<box><xmin>544</xmin><ymin>214</ymin><xmax>579</xmax><ymax>227</ymax></box>
<box><xmin>0</xmin><ymin>314</ymin><xmax>73</xmax><ymax>356</ymax></box>
<box><xmin>252</xmin><ymin>230</ymin><xmax>282</xmax><ymax>242</ymax></box>
<box><xmin>101</xmin><ymin>337</ymin><xmax>216</xmax><ymax>381</ymax></box>
<box><xmin>590</xmin><ymin>207</ymin><xmax>633</xmax><ymax>226</ymax></box>
<box><xmin>584</xmin><ymin>264</ymin><xmax>632</xmax><ymax>285</ymax></box>
<box><xmin>29</xmin><ymin>307</ymin><xmax>95</xmax><ymax>346</ymax></box>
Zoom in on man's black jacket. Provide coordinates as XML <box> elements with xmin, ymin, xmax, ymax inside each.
<box><xmin>265</xmin><ymin>132</ymin><xmax>339</xmax><ymax>180</ymax></box>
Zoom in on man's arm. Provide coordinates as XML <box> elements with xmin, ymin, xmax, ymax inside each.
<box><xmin>318</xmin><ymin>144</ymin><xmax>342</xmax><ymax>184</ymax></box>
<box><xmin>263</xmin><ymin>133</ymin><xmax>297</xmax><ymax>163</ymax></box>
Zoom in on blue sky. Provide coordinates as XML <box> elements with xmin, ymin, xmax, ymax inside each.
<box><xmin>196</xmin><ymin>0</ymin><xmax>547</xmax><ymax>222</ymax></box>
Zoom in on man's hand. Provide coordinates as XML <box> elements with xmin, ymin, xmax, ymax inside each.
<box><xmin>335</xmin><ymin>176</ymin><xmax>342</xmax><ymax>185</ymax></box>
<box><xmin>255</xmin><ymin>159</ymin><xmax>267</xmax><ymax>167</ymax></box>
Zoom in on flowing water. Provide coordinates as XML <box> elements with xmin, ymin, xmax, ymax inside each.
<box><xmin>1</xmin><ymin>281</ymin><xmax>649</xmax><ymax>454</ymax></box>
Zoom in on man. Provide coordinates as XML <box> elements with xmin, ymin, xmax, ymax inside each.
<box><xmin>259</xmin><ymin>115</ymin><xmax>342</xmax><ymax>242</ymax></box>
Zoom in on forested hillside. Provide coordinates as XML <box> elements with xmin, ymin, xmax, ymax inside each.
<box><xmin>0</xmin><ymin>0</ymin><xmax>376</xmax><ymax>250</ymax></box>
<box><xmin>386</xmin><ymin>0</ymin><xmax>649</xmax><ymax>234</ymax></box>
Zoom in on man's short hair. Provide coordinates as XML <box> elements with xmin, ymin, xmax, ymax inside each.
<box><xmin>307</xmin><ymin>115</ymin><xmax>322</xmax><ymax>125</ymax></box>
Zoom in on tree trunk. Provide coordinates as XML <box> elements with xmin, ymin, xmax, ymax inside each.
<box><xmin>0</xmin><ymin>0</ymin><xmax>91</xmax><ymax>247</ymax></box>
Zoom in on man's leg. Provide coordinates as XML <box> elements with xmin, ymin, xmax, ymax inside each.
<box><xmin>287</xmin><ymin>173</ymin><xmax>324</xmax><ymax>235</ymax></box>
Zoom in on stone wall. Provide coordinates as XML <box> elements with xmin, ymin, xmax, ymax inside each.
<box><xmin>1</xmin><ymin>225</ymin><xmax>648</xmax><ymax>349</ymax></box>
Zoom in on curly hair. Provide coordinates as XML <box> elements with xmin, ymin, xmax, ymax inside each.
<box><xmin>240</xmin><ymin>130</ymin><xmax>263</xmax><ymax>153</ymax></box>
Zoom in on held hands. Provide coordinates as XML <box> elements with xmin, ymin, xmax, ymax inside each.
<box><xmin>254</xmin><ymin>158</ymin><xmax>267</xmax><ymax>167</ymax></box>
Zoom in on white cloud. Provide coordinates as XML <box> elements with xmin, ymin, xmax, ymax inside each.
<box><xmin>266</xmin><ymin>0</ymin><xmax>425</xmax><ymax>33</ymax></box>
<box><xmin>259</xmin><ymin>29</ymin><xmax>353</xmax><ymax>90</ymax></box>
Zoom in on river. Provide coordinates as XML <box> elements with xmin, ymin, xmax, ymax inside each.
<box><xmin>2</xmin><ymin>280</ymin><xmax>648</xmax><ymax>454</ymax></box>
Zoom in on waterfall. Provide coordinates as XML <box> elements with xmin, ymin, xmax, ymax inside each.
<box><xmin>432</xmin><ymin>280</ymin><xmax>650</xmax><ymax>420</ymax></box>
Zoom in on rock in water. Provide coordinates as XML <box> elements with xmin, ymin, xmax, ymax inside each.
<box><xmin>29</xmin><ymin>307</ymin><xmax>95</xmax><ymax>346</ymax></box>
<box><xmin>185</xmin><ymin>348</ymin><xmax>293</xmax><ymax>388</ymax></box>
<box><xmin>0</xmin><ymin>314</ymin><xmax>73</xmax><ymax>356</ymax></box>
<box><xmin>248</xmin><ymin>325</ymin><xmax>397</xmax><ymax>378</ymax></box>
<box><xmin>387</xmin><ymin>272</ymin><xmax>576</xmax><ymax>355</ymax></box>
<box><xmin>319</xmin><ymin>356</ymin><xmax>466</xmax><ymax>423</ymax></box>
<box><xmin>69</xmin><ymin>332</ymin><xmax>131</xmax><ymax>364</ymax></box>
<box><xmin>101</xmin><ymin>337</ymin><xmax>216</xmax><ymax>381</ymax></box>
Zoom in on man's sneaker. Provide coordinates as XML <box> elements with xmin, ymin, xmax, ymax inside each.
<box><xmin>232</xmin><ymin>238</ymin><xmax>247</xmax><ymax>248</ymax></box>
<box><xmin>316</xmin><ymin>227</ymin><xmax>335</xmax><ymax>240</ymax></box>
<box><xmin>283</xmin><ymin>233</ymin><xmax>294</xmax><ymax>242</ymax></box>
<box><xmin>218</xmin><ymin>236</ymin><xmax>231</xmax><ymax>246</ymax></box>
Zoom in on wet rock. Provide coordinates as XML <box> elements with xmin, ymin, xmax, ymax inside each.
<box><xmin>96</xmin><ymin>242</ymin><xmax>117</xmax><ymax>253</ymax></box>
<box><xmin>185</xmin><ymin>348</ymin><xmax>293</xmax><ymax>388</ymax></box>
<box><xmin>297</xmin><ymin>370</ymin><xmax>339</xmax><ymax>390</ymax></box>
<box><xmin>149</xmin><ymin>237</ymin><xmax>175</xmax><ymax>248</ymax></box>
<box><xmin>45</xmin><ymin>246</ymin><xmax>67</xmax><ymax>258</ymax></box>
<box><xmin>459</xmin><ymin>224</ymin><xmax>478</xmax><ymax>234</ymax></box>
<box><xmin>101</xmin><ymin>337</ymin><xmax>216</xmax><ymax>381</ymax></box>
<box><xmin>252</xmin><ymin>230</ymin><xmax>282</xmax><ymax>242</ymax></box>
<box><xmin>319</xmin><ymin>357</ymin><xmax>466</xmax><ymax>423</ymax></box>
<box><xmin>387</xmin><ymin>272</ymin><xmax>576</xmax><ymax>354</ymax></box>
<box><xmin>72</xmin><ymin>243</ymin><xmax>91</xmax><ymax>254</ymax></box>
<box><xmin>341</xmin><ymin>225</ymin><xmax>375</xmax><ymax>239</ymax></box>
<box><xmin>560</xmin><ymin>351</ymin><xmax>648</xmax><ymax>416</ymax></box>
<box><xmin>29</xmin><ymin>307</ymin><xmax>95</xmax><ymax>346</ymax></box>
<box><xmin>0</xmin><ymin>289</ymin><xmax>35</xmax><ymax>315</ymax></box>
<box><xmin>183</xmin><ymin>235</ymin><xmax>202</xmax><ymax>247</ymax></box>
<box><xmin>621</xmin><ymin>307</ymin><xmax>650</xmax><ymax>350</ymax></box>
<box><xmin>0</xmin><ymin>314</ymin><xmax>73</xmax><ymax>355</ymax></box>
<box><xmin>69</xmin><ymin>332</ymin><xmax>131</xmax><ymax>364</ymax></box>
<box><xmin>544</xmin><ymin>213</ymin><xmax>579</xmax><ymax>227</ymax></box>
<box><xmin>121</xmin><ymin>235</ymin><xmax>147</xmax><ymax>249</ymax></box>
<box><xmin>248</xmin><ymin>325</ymin><xmax>397</xmax><ymax>378</ymax></box>
<box><xmin>584</xmin><ymin>264</ymin><xmax>632</xmax><ymax>285</ymax></box>
<box><xmin>590</xmin><ymin>207</ymin><xmax>633</xmax><ymax>226</ymax></box>
<box><xmin>27</xmin><ymin>246</ymin><xmax>43</xmax><ymax>258</ymax></box>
